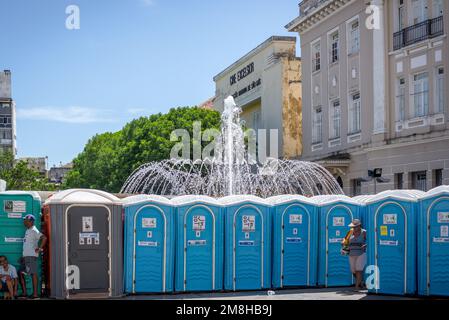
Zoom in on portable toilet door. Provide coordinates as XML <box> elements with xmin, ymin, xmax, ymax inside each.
<box><xmin>172</xmin><ymin>196</ymin><xmax>224</xmax><ymax>292</ymax></box>
<box><xmin>0</xmin><ymin>191</ymin><xmax>42</xmax><ymax>296</ymax></box>
<box><xmin>364</xmin><ymin>190</ymin><xmax>424</xmax><ymax>295</ymax></box>
<box><xmin>221</xmin><ymin>195</ymin><xmax>271</xmax><ymax>291</ymax></box>
<box><xmin>268</xmin><ymin>195</ymin><xmax>318</xmax><ymax>288</ymax></box>
<box><xmin>45</xmin><ymin>189</ymin><xmax>123</xmax><ymax>299</ymax></box>
<box><xmin>418</xmin><ymin>186</ymin><xmax>449</xmax><ymax>297</ymax></box>
<box><xmin>123</xmin><ymin>195</ymin><xmax>175</xmax><ymax>294</ymax></box>
<box><xmin>315</xmin><ymin>195</ymin><xmax>360</xmax><ymax>287</ymax></box>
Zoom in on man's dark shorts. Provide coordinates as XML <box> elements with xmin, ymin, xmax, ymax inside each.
<box><xmin>21</xmin><ymin>257</ymin><xmax>38</xmax><ymax>275</ymax></box>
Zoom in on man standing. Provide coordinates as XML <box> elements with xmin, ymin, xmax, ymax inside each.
<box><xmin>19</xmin><ymin>214</ymin><xmax>47</xmax><ymax>299</ymax></box>
<box><xmin>0</xmin><ymin>256</ymin><xmax>18</xmax><ymax>300</ymax></box>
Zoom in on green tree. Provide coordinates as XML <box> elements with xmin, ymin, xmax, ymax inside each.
<box><xmin>64</xmin><ymin>107</ymin><xmax>221</xmax><ymax>193</ymax></box>
<box><xmin>0</xmin><ymin>151</ymin><xmax>56</xmax><ymax>191</ymax></box>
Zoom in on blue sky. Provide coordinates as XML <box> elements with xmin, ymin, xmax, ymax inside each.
<box><xmin>1</xmin><ymin>0</ymin><xmax>300</xmax><ymax>167</ymax></box>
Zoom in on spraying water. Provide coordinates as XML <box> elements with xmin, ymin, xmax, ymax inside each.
<box><xmin>121</xmin><ymin>96</ymin><xmax>343</xmax><ymax>197</ymax></box>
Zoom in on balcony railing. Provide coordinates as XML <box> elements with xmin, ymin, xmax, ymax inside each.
<box><xmin>299</xmin><ymin>0</ymin><xmax>330</xmax><ymax>17</ymax></box>
<box><xmin>394</xmin><ymin>16</ymin><xmax>444</xmax><ymax>51</ymax></box>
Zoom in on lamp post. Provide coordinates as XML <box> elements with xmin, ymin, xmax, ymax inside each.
<box><xmin>359</xmin><ymin>168</ymin><xmax>391</xmax><ymax>195</ymax></box>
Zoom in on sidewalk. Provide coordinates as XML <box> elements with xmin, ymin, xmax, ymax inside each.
<box><xmin>123</xmin><ymin>287</ymin><xmax>420</xmax><ymax>300</ymax></box>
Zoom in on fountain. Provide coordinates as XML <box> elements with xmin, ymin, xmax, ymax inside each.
<box><xmin>120</xmin><ymin>96</ymin><xmax>343</xmax><ymax>198</ymax></box>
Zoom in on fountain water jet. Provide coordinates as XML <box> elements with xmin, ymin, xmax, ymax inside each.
<box><xmin>121</xmin><ymin>96</ymin><xmax>343</xmax><ymax>198</ymax></box>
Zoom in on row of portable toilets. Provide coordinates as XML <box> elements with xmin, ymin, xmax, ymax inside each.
<box><xmin>1</xmin><ymin>187</ymin><xmax>449</xmax><ymax>299</ymax></box>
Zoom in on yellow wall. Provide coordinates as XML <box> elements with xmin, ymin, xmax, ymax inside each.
<box><xmin>282</xmin><ymin>57</ymin><xmax>302</xmax><ymax>159</ymax></box>
<box><xmin>240</xmin><ymin>99</ymin><xmax>262</xmax><ymax>129</ymax></box>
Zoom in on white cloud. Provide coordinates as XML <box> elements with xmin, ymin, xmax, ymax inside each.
<box><xmin>127</xmin><ymin>107</ymin><xmax>147</xmax><ymax>115</ymax></box>
<box><xmin>17</xmin><ymin>106</ymin><xmax>117</xmax><ymax>124</ymax></box>
<box><xmin>140</xmin><ymin>0</ymin><xmax>156</xmax><ymax>7</ymax></box>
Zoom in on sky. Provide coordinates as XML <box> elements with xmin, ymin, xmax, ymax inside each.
<box><xmin>0</xmin><ymin>0</ymin><xmax>300</xmax><ymax>167</ymax></box>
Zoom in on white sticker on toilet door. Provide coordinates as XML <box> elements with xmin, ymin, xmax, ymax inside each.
<box><xmin>242</xmin><ymin>215</ymin><xmax>256</xmax><ymax>232</ymax></box>
<box><xmin>441</xmin><ymin>226</ymin><xmax>449</xmax><ymax>238</ymax></box>
<box><xmin>142</xmin><ymin>218</ymin><xmax>157</xmax><ymax>228</ymax></box>
<box><xmin>82</xmin><ymin>217</ymin><xmax>93</xmax><ymax>232</ymax></box>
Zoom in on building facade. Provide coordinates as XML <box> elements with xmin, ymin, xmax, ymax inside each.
<box><xmin>213</xmin><ymin>36</ymin><xmax>303</xmax><ymax>159</ymax></box>
<box><xmin>48</xmin><ymin>162</ymin><xmax>73</xmax><ymax>184</ymax></box>
<box><xmin>0</xmin><ymin>70</ymin><xmax>16</xmax><ymax>156</ymax></box>
<box><xmin>287</xmin><ymin>0</ymin><xmax>449</xmax><ymax>195</ymax></box>
<box><xmin>18</xmin><ymin>157</ymin><xmax>48</xmax><ymax>176</ymax></box>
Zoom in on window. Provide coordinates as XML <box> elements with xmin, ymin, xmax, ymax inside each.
<box><xmin>0</xmin><ymin>116</ymin><xmax>12</xmax><ymax>127</ymax></box>
<box><xmin>349</xmin><ymin>20</ymin><xmax>360</xmax><ymax>55</ymax></box>
<box><xmin>395</xmin><ymin>173</ymin><xmax>404</xmax><ymax>190</ymax></box>
<box><xmin>330</xmin><ymin>100</ymin><xmax>341</xmax><ymax>139</ymax></box>
<box><xmin>330</xmin><ymin>31</ymin><xmax>339</xmax><ymax>63</ymax></box>
<box><xmin>312</xmin><ymin>107</ymin><xmax>323</xmax><ymax>144</ymax></box>
<box><xmin>349</xmin><ymin>93</ymin><xmax>361</xmax><ymax>134</ymax></box>
<box><xmin>0</xmin><ymin>130</ymin><xmax>12</xmax><ymax>140</ymax></box>
<box><xmin>312</xmin><ymin>41</ymin><xmax>321</xmax><ymax>72</ymax></box>
<box><xmin>352</xmin><ymin>179</ymin><xmax>362</xmax><ymax>196</ymax></box>
<box><xmin>433</xmin><ymin>0</ymin><xmax>444</xmax><ymax>18</ymax></box>
<box><xmin>436</xmin><ymin>67</ymin><xmax>445</xmax><ymax>113</ymax></box>
<box><xmin>398</xmin><ymin>0</ymin><xmax>405</xmax><ymax>30</ymax></box>
<box><xmin>412</xmin><ymin>171</ymin><xmax>427</xmax><ymax>191</ymax></box>
<box><xmin>396</xmin><ymin>78</ymin><xmax>406</xmax><ymax>121</ymax></box>
<box><xmin>412</xmin><ymin>0</ymin><xmax>429</xmax><ymax>24</ymax></box>
<box><xmin>412</xmin><ymin>72</ymin><xmax>429</xmax><ymax>118</ymax></box>
<box><xmin>434</xmin><ymin>169</ymin><xmax>443</xmax><ymax>187</ymax></box>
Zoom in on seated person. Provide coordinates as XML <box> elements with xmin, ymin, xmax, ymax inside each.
<box><xmin>0</xmin><ymin>256</ymin><xmax>18</xmax><ymax>300</ymax></box>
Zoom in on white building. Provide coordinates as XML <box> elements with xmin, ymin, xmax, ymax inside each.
<box><xmin>0</xmin><ymin>70</ymin><xmax>17</xmax><ymax>156</ymax></box>
<box><xmin>213</xmin><ymin>36</ymin><xmax>303</xmax><ymax>159</ymax></box>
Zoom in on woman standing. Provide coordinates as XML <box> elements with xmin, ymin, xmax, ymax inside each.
<box><xmin>346</xmin><ymin>219</ymin><xmax>367</xmax><ymax>290</ymax></box>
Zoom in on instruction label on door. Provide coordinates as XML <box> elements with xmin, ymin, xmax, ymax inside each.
<box><xmin>383</xmin><ymin>214</ymin><xmax>397</xmax><ymax>225</ymax></box>
<box><xmin>433</xmin><ymin>237</ymin><xmax>449</xmax><ymax>243</ymax></box>
<box><xmin>7</xmin><ymin>212</ymin><xmax>22</xmax><ymax>219</ymax></box>
<box><xmin>238</xmin><ymin>240</ymin><xmax>255</xmax><ymax>246</ymax></box>
<box><xmin>286</xmin><ymin>237</ymin><xmax>302</xmax><ymax>243</ymax></box>
<box><xmin>79</xmin><ymin>232</ymin><xmax>100</xmax><ymax>245</ymax></box>
<box><xmin>138</xmin><ymin>241</ymin><xmax>158</xmax><ymax>247</ymax></box>
<box><xmin>4</xmin><ymin>237</ymin><xmax>24</xmax><ymax>243</ymax></box>
<box><xmin>4</xmin><ymin>200</ymin><xmax>26</xmax><ymax>213</ymax></box>
<box><xmin>242</xmin><ymin>215</ymin><xmax>256</xmax><ymax>232</ymax></box>
<box><xmin>82</xmin><ymin>217</ymin><xmax>93</xmax><ymax>232</ymax></box>
<box><xmin>289</xmin><ymin>214</ymin><xmax>303</xmax><ymax>224</ymax></box>
<box><xmin>380</xmin><ymin>240</ymin><xmax>398</xmax><ymax>246</ymax></box>
<box><xmin>329</xmin><ymin>238</ymin><xmax>344</xmax><ymax>243</ymax></box>
<box><xmin>437</xmin><ymin>212</ymin><xmax>449</xmax><ymax>223</ymax></box>
<box><xmin>380</xmin><ymin>226</ymin><xmax>388</xmax><ymax>236</ymax></box>
<box><xmin>193</xmin><ymin>215</ymin><xmax>206</xmax><ymax>231</ymax></box>
<box><xmin>142</xmin><ymin>218</ymin><xmax>157</xmax><ymax>228</ymax></box>
<box><xmin>333</xmin><ymin>217</ymin><xmax>345</xmax><ymax>227</ymax></box>
<box><xmin>188</xmin><ymin>240</ymin><xmax>207</xmax><ymax>246</ymax></box>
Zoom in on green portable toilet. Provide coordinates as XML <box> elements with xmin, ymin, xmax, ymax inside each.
<box><xmin>0</xmin><ymin>191</ymin><xmax>42</xmax><ymax>296</ymax></box>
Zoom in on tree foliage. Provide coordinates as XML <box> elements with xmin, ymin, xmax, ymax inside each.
<box><xmin>64</xmin><ymin>107</ymin><xmax>221</xmax><ymax>193</ymax></box>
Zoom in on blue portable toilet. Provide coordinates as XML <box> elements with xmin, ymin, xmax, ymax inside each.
<box><xmin>221</xmin><ymin>195</ymin><xmax>271</xmax><ymax>291</ymax></box>
<box><xmin>172</xmin><ymin>195</ymin><xmax>224</xmax><ymax>292</ymax></box>
<box><xmin>417</xmin><ymin>186</ymin><xmax>449</xmax><ymax>297</ymax></box>
<box><xmin>363</xmin><ymin>190</ymin><xmax>424</xmax><ymax>295</ymax></box>
<box><xmin>123</xmin><ymin>195</ymin><xmax>175</xmax><ymax>294</ymax></box>
<box><xmin>314</xmin><ymin>195</ymin><xmax>361</xmax><ymax>287</ymax></box>
<box><xmin>268</xmin><ymin>195</ymin><xmax>318</xmax><ymax>288</ymax></box>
